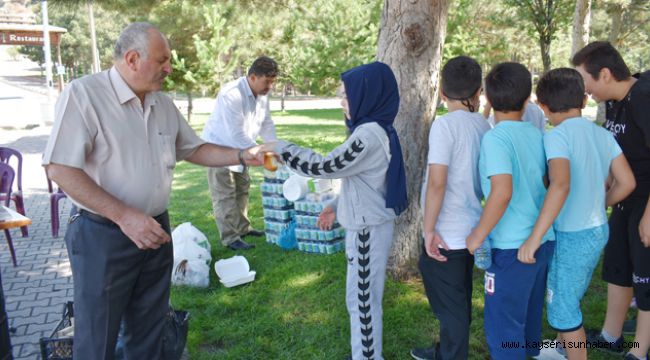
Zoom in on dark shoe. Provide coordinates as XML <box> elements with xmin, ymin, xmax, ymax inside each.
<box><xmin>624</xmin><ymin>352</ymin><xmax>649</xmax><ymax>360</ymax></box>
<box><xmin>245</xmin><ymin>229</ymin><xmax>265</xmax><ymax>237</ymax></box>
<box><xmin>410</xmin><ymin>344</ymin><xmax>436</xmax><ymax>360</ymax></box>
<box><xmin>584</xmin><ymin>329</ymin><xmax>625</xmax><ymax>355</ymax></box>
<box><xmin>227</xmin><ymin>239</ymin><xmax>255</xmax><ymax>250</ymax></box>
<box><xmin>623</xmin><ymin>317</ymin><xmax>637</xmax><ymax>335</ymax></box>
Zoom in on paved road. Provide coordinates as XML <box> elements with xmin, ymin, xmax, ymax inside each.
<box><xmin>1</xmin><ymin>119</ymin><xmax>73</xmax><ymax>360</ymax></box>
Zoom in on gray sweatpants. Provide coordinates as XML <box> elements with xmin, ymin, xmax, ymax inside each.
<box><xmin>345</xmin><ymin>221</ymin><xmax>394</xmax><ymax>360</ymax></box>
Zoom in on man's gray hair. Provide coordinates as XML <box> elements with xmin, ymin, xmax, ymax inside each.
<box><xmin>113</xmin><ymin>22</ymin><xmax>159</xmax><ymax>61</ymax></box>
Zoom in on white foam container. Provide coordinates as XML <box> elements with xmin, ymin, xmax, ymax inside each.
<box><xmin>214</xmin><ymin>256</ymin><xmax>256</xmax><ymax>288</ymax></box>
<box><xmin>283</xmin><ymin>174</ymin><xmax>309</xmax><ymax>201</ymax></box>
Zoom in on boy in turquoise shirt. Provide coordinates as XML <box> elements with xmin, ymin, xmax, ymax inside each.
<box><xmin>466</xmin><ymin>62</ymin><xmax>555</xmax><ymax>359</ymax></box>
<box><xmin>521</xmin><ymin>68</ymin><xmax>635</xmax><ymax>360</ymax></box>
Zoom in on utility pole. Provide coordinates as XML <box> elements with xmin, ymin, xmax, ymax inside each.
<box><xmin>42</xmin><ymin>0</ymin><xmax>53</xmax><ymax>89</ymax></box>
<box><xmin>87</xmin><ymin>0</ymin><xmax>100</xmax><ymax>73</ymax></box>
<box><xmin>42</xmin><ymin>0</ymin><xmax>55</xmax><ymax>125</ymax></box>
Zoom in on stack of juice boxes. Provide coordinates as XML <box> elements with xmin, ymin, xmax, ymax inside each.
<box><xmin>261</xmin><ymin>166</ymin><xmax>294</xmax><ymax>245</ymax></box>
<box><xmin>293</xmin><ymin>182</ymin><xmax>345</xmax><ymax>254</ymax></box>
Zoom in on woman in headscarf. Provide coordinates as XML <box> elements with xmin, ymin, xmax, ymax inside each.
<box><xmin>269</xmin><ymin>61</ymin><xmax>408</xmax><ymax>360</ymax></box>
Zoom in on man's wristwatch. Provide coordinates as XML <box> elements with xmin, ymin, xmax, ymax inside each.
<box><xmin>238</xmin><ymin>149</ymin><xmax>247</xmax><ymax>168</ymax></box>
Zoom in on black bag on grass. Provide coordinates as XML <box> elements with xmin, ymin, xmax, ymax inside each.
<box><xmin>162</xmin><ymin>307</ymin><xmax>190</xmax><ymax>360</ymax></box>
<box><xmin>115</xmin><ymin>305</ymin><xmax>189</xmax><ymax>360</ymax></box>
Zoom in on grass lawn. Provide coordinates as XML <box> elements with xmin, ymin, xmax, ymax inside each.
<box><xmin>169</xmin><ymin>109</ymin><xmax>626</xmax><ymax>359</ymax></box>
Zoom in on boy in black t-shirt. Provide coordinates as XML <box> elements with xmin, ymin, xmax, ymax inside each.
<box><xmin>572</xmin><ymin>41</ymin><xmax>650</xmax><ymax>360</ymax></box>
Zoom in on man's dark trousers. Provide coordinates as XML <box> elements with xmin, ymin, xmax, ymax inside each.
<box><xmin>65</xmin><ymin>209</ymin><xmax>172</xmax><ymax>360</ymax></box>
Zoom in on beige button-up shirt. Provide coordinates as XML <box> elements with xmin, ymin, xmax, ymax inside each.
<box><xmin>43</xmin><ymin>67</ymin><xmax>205</xmax><ymax>216</ymax></box>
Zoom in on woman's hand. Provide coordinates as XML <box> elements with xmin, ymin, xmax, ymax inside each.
<box><xmin>317</xmin><ymin>206</ymin><xmax>336</xmax><ymax>230</ymax></box>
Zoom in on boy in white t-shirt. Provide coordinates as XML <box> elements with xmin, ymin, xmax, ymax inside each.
<box><xmin>410</xmin><ymin>56</ymin><xmax>491</xmax><ymax>360</ymax></box>
<box><xmin>484</xmin><ymin>100</ymin><xmax>547</xmax><ymax>131</ymax></box>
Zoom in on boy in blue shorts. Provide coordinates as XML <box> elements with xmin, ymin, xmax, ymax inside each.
<box><xmin>520</xmin><ymin>68</ymin><xmax>635</xmax><ymax>360</ymax></box>
<box><xmin>466</xmin><ymin>62</ymin><xmax>555</xmax><ymax>359</ymax></box>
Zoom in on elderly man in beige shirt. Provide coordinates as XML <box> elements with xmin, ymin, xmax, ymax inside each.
<box><xmin>43</xmin><ymin>22</ymin><xmax>263</xmax><ymax>359</ymax></box>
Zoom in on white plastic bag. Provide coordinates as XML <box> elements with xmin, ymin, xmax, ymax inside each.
<box><xmin>172</xmin><ymin>222</ymin><xmax>212</xmax><ymax>266</ymax></box>
<box><xmin>172</xmin><ymin>222</ymin><xmax>211</xmax><ymax>252</ymax></box>
<box><xmin>173</xmin><ymin>237</ymin><xmax>212</xmax><ymax>267</ymax></box>
<box><xmin>171</xmin><ymin>222</ymin><xmax>212</xmax><ymax>286</ymax></box>
<box><xmin>171</xmin><ymin>259</ymin><xmax>210</xmax><ymax>288</ymax></box>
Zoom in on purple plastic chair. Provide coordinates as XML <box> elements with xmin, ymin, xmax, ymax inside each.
<box><xmin>0</xmin><ymin>163</ymin><xmax>18</xmax><ymax>266</ymax></box>
<box><xmin>0</xmin><ymin>147</ymin><xmax>27</xmax><ymax>237</ymax></box>
<box><xmin>46</xmin><ymin>173</ymin><xmax>67</xmax><ymax>238</ymax></box>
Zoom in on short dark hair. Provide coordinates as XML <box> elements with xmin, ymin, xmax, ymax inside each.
<box><xmin>571</xmin><ymin>41</ymin><xmax>630</xmax><ymax>81</ymax></box>
<box><xmin>441</xmin><ymin>56</ymin><xmax>482</xmax><ymax>100</ymax></box>
<box><xmin>248</xmin><ymin>56</ymin><xmax>278</xmax><ymax>77</ymax></box>
<box><xmin>536</xmin><ymin>68</ymin><xmax>585</xmax><ymax>113</ymax></box>
<box><xmin>485</xmin><ymin>62</ymin><xmax>531</xmax><ymax>112</ymax></box>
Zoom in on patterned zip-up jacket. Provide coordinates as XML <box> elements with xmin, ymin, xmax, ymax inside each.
<box><xmin>279</xmin><ymin>122</ymin><xmax>396</xmax><ymax>231</ymax></box>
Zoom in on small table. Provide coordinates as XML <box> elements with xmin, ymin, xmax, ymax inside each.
<box><xmin>0</xmin><ymin>206</ymin><xmax>31</xmax><ymax>231</ymax></box>
<box><xmin>0</xmin><ymin>205</ymin><xmax>29</xmax><ymax>360</ymax></box>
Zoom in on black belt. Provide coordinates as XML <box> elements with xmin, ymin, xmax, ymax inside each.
<box><xmin>72</xmin><ymin>207</ymin><xmax>168</xmax><ymax>227</ymax></box>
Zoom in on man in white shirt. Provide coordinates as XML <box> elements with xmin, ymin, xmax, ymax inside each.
<box><xmin>202</xmin><ymin>57</ymin><xmax>278</xmax><ymax>250</ymax></box>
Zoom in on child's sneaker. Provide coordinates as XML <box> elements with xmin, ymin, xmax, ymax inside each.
<box><xmin>533</xmin><ymin>340</ymin><xmax>566</xmax><ymax>359</ymax></box>
<box><xmin>623</xmin><ymin>352</ymin><xmax>648</xmax><ymax>360</ymax></box>
<box><xmin>410</xmin><ymin>343</ymin><xmax>437</xmax><ymax>360</ymax></box>
<box><xmin>584</xmin><ymin>329</ymin><xmax>625</xmax><ymax>354</ymax></box>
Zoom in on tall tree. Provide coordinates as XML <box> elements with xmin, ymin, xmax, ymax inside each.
<box><xmin>288</xmin><ymin>0</ymin><xmax>382</xmax><ymax>95</ymax></box>
<box><xmin>18</xmin><ymin>2</ymin><xmax>126</xmax><ymax>79</ymax></box>
<box><xmin>504</xmin><ymin>0</ymin><xmax>573</xmax><ymax>73</ymax></box>
<box><xmin>443</xmin><ymin>0</ymin><xmax>510</xmax><ymax>65</ymax></box>
<box><xmin>151</xmin><ymin>0</ymin><xmax>218</xmax><ymax>121</ymax></box>
<box><xmin>377</xmin><ymin>0</ymin><xmax>450</xmax><ymax>277</ymax></box>
<box><xmin>589</xmin><ymin>0</ymin><xmax>649</xmax><ymax>123</ymax></box>
<box><xmin>602</xmin><ymin>0</ymin><xmax>632</xmax><ymax>45</ymax></box>
<box><xmin>572</xmin><ymin>0</ymin><xmax>591</xmax><ymax>55</ymax></box>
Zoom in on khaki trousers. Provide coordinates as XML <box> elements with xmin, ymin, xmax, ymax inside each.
<box><xmin>207</xmin><ymin>167</ymin><xmax>252</xmax><ymax>246</ymax></box>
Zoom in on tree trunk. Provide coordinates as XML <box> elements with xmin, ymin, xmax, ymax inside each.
<box><xmin>540</xmin><ymin>38</ymin><xmax>552</xmax><ymax>74</ymax></box>
<box><xmin>571</xmin><ymin>0</ymin><xmax>591</xmax><ymax>56</ymax></box>
<box><xmin>608</xmin><ymin>3</ymin><xmax>624</xmax><ymax>46</ymax></box>
<box><xmin>377</xmin><ymin>0</ymin><xmax>450</xmax><ymax>279</ymax></box>
<box><xmin>187</xmin><ymin>91</ymin><xmax>193</xmax><ymax>123</ymax></box>
<box><xmin>281</xmin><ymin>83</ymin><xmax>287</xmax><ymax>112</ymax></box>
<box><xmin>595</xmin><ymin>3</ymin><xmax>625</xmax><ymax>124</ymax></box>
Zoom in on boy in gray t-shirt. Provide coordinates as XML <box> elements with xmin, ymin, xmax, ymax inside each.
<box><xmin>411</xmin><ymin>56</ymin><xmax>490</xmax><ymax>360</ymax></box>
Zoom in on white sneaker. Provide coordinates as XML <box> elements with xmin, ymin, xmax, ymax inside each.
<box><xmin>533</xmin><ymin>340</ymin><xmax>566</xmax><ymax>360</ymax></box>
